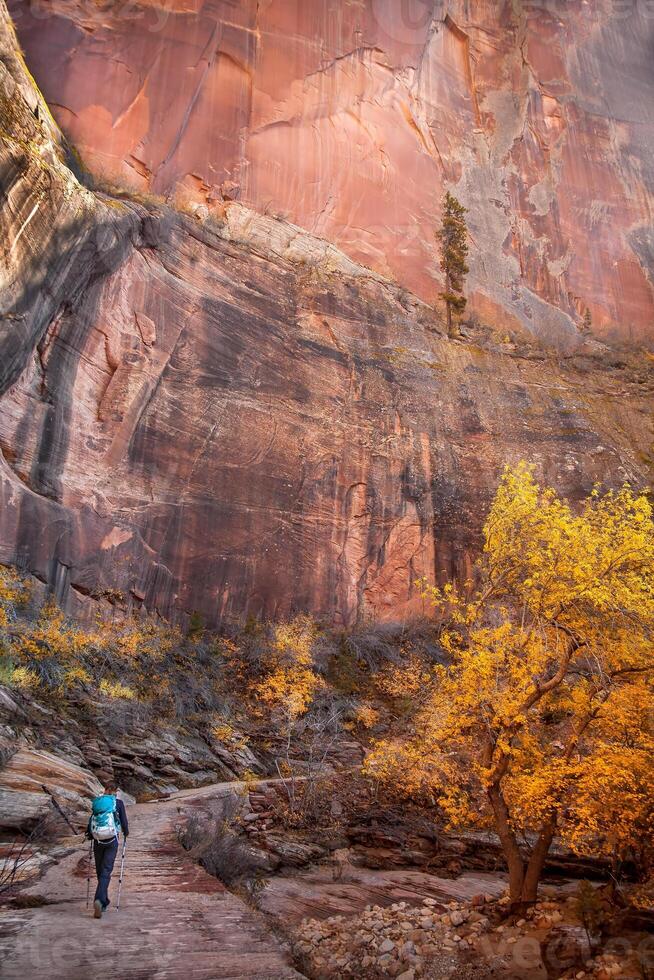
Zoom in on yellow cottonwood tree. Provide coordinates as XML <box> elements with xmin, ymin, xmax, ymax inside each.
<box><xmin>366</xmin><ymin>464</ymin><xmax>654</xmax><ymax>905</ymax></box>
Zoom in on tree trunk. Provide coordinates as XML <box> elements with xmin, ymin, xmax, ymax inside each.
<box><xmin>445</xmin><ymin>269</ymin><xmax>453</xmax><ymax>336</ymax></box>
<box><xmin>487</xmin><ymin>783</ymin><xmax>525</xmax><ymax>903</ymax></box>
<box><xmin>521</xmin><ymin>821</ymin><xmax>556</xmax><ymax>903</ymax></box>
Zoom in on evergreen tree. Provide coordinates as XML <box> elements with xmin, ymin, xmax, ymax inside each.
<box><xmin>437</xmin><ymin>191</ymin><xmax>469</xmax><ymax>337</ymax></box>
<box><xmin>582</xmin><ymin>308</ymin><xmax>592</xmax><ymax>333</ymax></box>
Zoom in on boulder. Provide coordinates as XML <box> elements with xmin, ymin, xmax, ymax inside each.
<box><xmin>0</xmin><ymin>747</ymin><xmax>102</xmax><ymax>832</ymax></box>
<box><xmin>542</xmin><ymin>925</ymin><xmax>592</xmax><ymax>974</ymax></box>
<box><xmin>264</xmin><ymin>836</ymin><xmax>327</xmax><ymax>868</ymax></box>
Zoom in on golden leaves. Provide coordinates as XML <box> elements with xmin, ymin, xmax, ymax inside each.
<box><xmin>99</xmin><ymin>678</ymin><xmax>135</xmax><ymax>700</ymax></box>
<box><xmin>254</xmin><ymin>615</ymin><xmax>324</xmax><ymax>721</ymax></box>
<box><xmin>367</xmin><ymin>464</ymin><xmax>654</xmax><ymax>862</ymax></box>
<box><xmin>6</xmin><ymin>592</ymin><xmax>183</xmax><ymax>704</ymax></box>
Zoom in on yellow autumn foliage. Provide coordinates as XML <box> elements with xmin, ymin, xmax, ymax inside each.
<box><xmin>373</xmin><ymin>653</ymin><xmax>435</xmax><ymax>701</ymax></box>
<box><xmin>353</xmin><ymin>703</ymin><xmax>380</xmax><ymax>729</ymax></box>
<box><xmin>10</xmin><ymin>665</ymin><xmax>41</xmax><ymax>690</ymax></box>
<box><xmin>211</xmin><ymin>720</ymin><xmax>250</xmax><ymax>750</ymax></box>
<box><xmin>6</xmin><ymin>593</ymin><xmax>183</xmax><ymax>703</ymax></box>
<box><xmin>99</xmin><ymin>678</ymin><xmax>136</xmax><ymax>700</ymax></box>
<box><xmin>0</xmin><ymin>565</ymin><xmax>30</xmax><ymax>628</ymax></box>
<box><xmin>255</xmin><ymin>615</ymin><xmax>323</xmax><ymax>720</ymax></box>
<box><xmin>62</xmin><ymin>666</ymin><xmax>92</xmax><ymax>688</ymax></box>
<box><xmin>366</xmin><ymin>463</ymin><xmax>654</xmax><ymax>903</ymax></box>
<box><xmin>13</xmin><ymin>600</ymin><xmax>96</xmax><ymax>666</ymax></box>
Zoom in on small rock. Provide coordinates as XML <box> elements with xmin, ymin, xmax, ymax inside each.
<box><xmin>379</xmin><ymin>938</ymin><xmax>395</xmax><ymax>954</ymax></box>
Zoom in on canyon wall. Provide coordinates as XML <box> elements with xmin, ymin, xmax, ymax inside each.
<box><xmin>0</xmin><ymin>1</ymin><xmax>653</xmax><ymax>627</ymax></box>
<box><xmin>7</xmin><ymin>0</ymin><xmax>654</xmax><ymax>345</ymax></box>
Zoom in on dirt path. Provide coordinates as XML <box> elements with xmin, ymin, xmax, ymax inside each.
<box><xmin>0</xmin><ymin>781</ymin><xmax>303</xmax><ymax>979</ymax></box>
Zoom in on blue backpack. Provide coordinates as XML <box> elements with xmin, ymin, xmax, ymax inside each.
<box><xmin>90</xmin><ymin>794</ymin><xmax>121</xmax><ymax>842</ymax></box>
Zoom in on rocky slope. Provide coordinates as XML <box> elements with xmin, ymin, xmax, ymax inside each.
<box><xmin>0</xmin><ymin>678</ymin><xmax>257</xmax><ymax>834</ymax></box>
<box><xmin>287</xmin><ymin>891</ymin><xmax>648</xmax><ymax>979</ymax></box>
<box><xmin>9</xmin><ymin>0</ymin><xmax>654</xmax><ymax>344</ymax></box>
<box><xmin>1</xmin><ymin>1</ymin><xmax>653</xmax><ymax>626</ymax></box>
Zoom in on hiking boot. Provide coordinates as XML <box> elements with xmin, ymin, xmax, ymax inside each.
<box><xmin>93</xmin><ymin>899</ymin><xmax>103</xmax><ymax>919</ymax></box>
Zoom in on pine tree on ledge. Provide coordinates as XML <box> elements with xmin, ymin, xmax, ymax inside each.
<box><xmin>437</xmin><ymin>191</ymin><xmax>469</xmax><ymax>338</ymax></box>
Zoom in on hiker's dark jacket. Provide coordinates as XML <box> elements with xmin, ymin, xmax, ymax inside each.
<box><xmin>86</xmin><ymin>797</ymin><xmax>129</xmax><ymax>839</ymax></box>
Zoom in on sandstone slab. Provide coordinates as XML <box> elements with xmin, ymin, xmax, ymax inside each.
<box><xmin>0</xmin><ymin>781</ymin><xmax>303</xmax><ymax>979</ymax></box>
<box><xmin>0</xmin><ymin>747</ymin><xmax>102</xmax><ymax>833</ymax></box>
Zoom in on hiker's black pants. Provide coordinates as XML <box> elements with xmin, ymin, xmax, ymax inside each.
<box><xmin>93</xmin><ymin>838</ymin><xmax>118</xmax><ymax>908</ymax></box>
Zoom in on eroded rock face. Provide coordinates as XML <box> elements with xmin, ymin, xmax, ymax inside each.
<box><xmin>2</xmin><ymin>193</ymin><xmax>652</xmax><ymax>625</ymax></box>
<box><xmin>0</xmin><ymin>1</ymin><xmax>652</xmax><ymax>627</ymax></box>
<box><xmin>8</xmin><ymin>0</ymin><xmax>654</xmax><ymax>344</ymax></box>
<box><xmin>0</xmin><ymin>680</ymin><xmax>263</xmax><ymax>822</ymax></box>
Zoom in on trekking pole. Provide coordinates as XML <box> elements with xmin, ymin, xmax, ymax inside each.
<box><xmin>41</xmin><ymin>784</ymin><xmax>83</xmax><ymax>835</ymax></box>
<box><xmin>85</xmin><ymin>839</ymin><xmax>93</xmax><ymax>909</ymax></box>
<box><xmin>116</xmin><ymin>837</ymin><xmax>127</xmax><ymax>910</ymax></box>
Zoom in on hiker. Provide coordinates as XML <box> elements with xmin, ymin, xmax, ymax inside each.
<box><xmin>86</xmin><ymin>780</ymin><xmax>129</xmax><ymax>918</ymax></box>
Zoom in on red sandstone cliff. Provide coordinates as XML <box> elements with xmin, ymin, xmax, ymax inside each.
<box><xmin>8</xmin><ymin>0</ymin><xmax>654</xmax><ymax>344</ymax></box>
<box><xmin>0</xmin><ymin>1</ymin><xmax>653</xmax><ymax>627</ymax></box>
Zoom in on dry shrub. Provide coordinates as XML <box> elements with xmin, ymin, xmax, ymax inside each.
<box><xmin>177</xmin><ymin>802</ymin><xmax>264</xmax><ymax>889</ymax></box>
<box><xmin>270</xmin><ymin>773</ymin><xmax>345</xmax><ymax>831</ymax></box>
